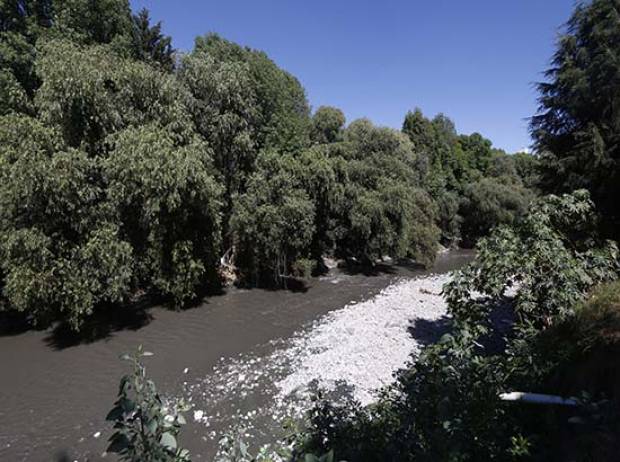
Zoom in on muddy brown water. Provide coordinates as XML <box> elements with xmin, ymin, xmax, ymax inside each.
<box><xmin>0</xmin><ymin>251</ymin><xmax>473</xmax><ymax>462</ymax></box>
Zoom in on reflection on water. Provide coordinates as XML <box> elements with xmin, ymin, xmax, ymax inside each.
<box><xmin>0</xmin><ymin>250</ymin><xmax>473</xmax><ymax>461</ymax></box>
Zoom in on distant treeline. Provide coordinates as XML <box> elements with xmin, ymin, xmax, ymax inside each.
<box><xmin>2</xmin><ymin>0</ymin><xmax>535</xmax><ymax>328</ymax></box>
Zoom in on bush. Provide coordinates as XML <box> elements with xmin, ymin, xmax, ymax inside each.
<box><xmin>296</xmin><ymin>190</ymin><xmax>619</xmax><ymax>461</ymax></box>
<box><xmin>106</xmin><ymin>347</ymin><xmax>191</xmax><ymax>462</ymax></box>
<box><xmin>574</xmin><ymin>281</ymin><xmax>620</xmax><ymax>349</ymax></box>
<box><xmin>458</xmin><ymin>177</ymin><xmax>532</xmax><ymax>247</ymax></box>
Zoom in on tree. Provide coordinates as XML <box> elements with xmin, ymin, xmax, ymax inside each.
<box><xmin>51</xmin><ymin>0</ymin><xmax>133</xmax><ymax>49</ymax></box>
<box><xmin>194</xmin><ymin>33</ymin><xmax>312</xmax><ymax>154</ymax></box>
<box><xmin>131</xmin><ymin>8</ymin><xmax>174</xmax><ymax>71</ymax></box>
<box><xmin>459</xmin><ymin>177</ymin><xmax>532</xmax><ymax>246</ymax></box>
<box><xmin>35</xmin><ymin>39</ymin><xmax>191</xmax><ymax>153</ymax></box>
<box><xmin>103</xmin><ymin>125</ymin><xmax>222</xmax><ymax>306</ymax></box>
<box><xmin>232</xmin><ymin>150</ymin><xmax>316</xmax><ymax>284</ymax></box>
<box><xmin>0</xmin><ymin>0</ymin><xmax>135</xmax><ymax>113</ymax></box>
<box><xmin>512</xmin><ymin>151</ymin><xmax>541</xmax><ymax>191</ymax></box>
<box><xmin>311</xmin><ymin>106</ymin><xmax>345</xmax><ymax>144</ymax></box>
<box><xmin>179</xmin><ymin>48</ymin><xmax>258</xmax><ymax>249</ymax></box>
<box><xmin>458</xmin><ymin>132</ymin><xmax>493</xmax><ymax>175</ymax></box>
<box><xmin>0</xmin><ymin>114</ymin><xmax>133</xmax><ymax>328</ymax></box>
<box><xmin>335</xmin><ymin>119</ymin><xmax>439</xmax><ymax>266</ymax></box>
<box><xmin>531</xmin><ymin>0</ymin><xmax>620</xmax><ymax>239</ymax></box>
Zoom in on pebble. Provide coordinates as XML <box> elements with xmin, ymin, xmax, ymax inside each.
<box><xmin>177</xmin><ymin>274</ymin><xmax>453</xmax><ymax>445</ymax></box>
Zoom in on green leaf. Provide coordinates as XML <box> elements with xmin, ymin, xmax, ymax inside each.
<box><xmin>105</xmin><ymin>406</ymin><xmax>123</xmax><ymax>421</ymax></box>
<box><xmin>146</xmin><ymin>418</ymin><xmax>158</xmax><ymax>434</ymax></box>
<box><xmin>160</xmin><ymin>432</ymin><xmax>177</xmax><ymax>450</ymax></box>
<box><xmin>106</xmin><ymin>433</ymin><xmax>130</xmax><ymax>453</ymax></box>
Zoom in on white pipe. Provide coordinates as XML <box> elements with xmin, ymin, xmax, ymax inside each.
<box><xmin>500</xmin><ymin>391</ymin><xmax>578</xmax><ymax>406</ymax></box>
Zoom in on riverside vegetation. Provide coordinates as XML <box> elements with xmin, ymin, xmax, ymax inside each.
<box><xmin>2</xmin><ymin>0</ymin><xmax>620</xmax><ymax>461</ymax></box>
<box><xmin>1</xmin><ymin>0</ymin><xmax>536</xmax><ymax>329</ymax></box>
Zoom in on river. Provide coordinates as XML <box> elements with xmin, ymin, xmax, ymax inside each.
<box><xmin>0</xmin><ymin>250</ymin><xmax>472</xmax><ymax>461</ymax></box>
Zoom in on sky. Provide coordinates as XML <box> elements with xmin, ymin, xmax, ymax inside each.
<box><xmin>130</xmin><ymin>0</ymin><xmax>576</xmax><ymax>153</ymax></box>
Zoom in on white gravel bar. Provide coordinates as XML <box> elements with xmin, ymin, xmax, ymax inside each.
<box><xmin>276</xmin><ymin>273</ymin><xmax>449</xmax><ymax>405</ymax></box>
<box><xmin>186</xmin><ymin>273</ymin><xmax>453</xmax><ymax>443</ymax></box>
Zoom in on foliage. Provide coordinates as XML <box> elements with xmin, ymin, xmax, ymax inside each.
<box><xmin>0</xmin><ymin>0</ymin><xmax>535</xmax><ymax>327</ymax></box>
<box><xmin>311</xmin><ymin>106</ymin><xmax>345</xmax><ymax>144</ymax></box>
<box><xmin>531</xmin><ymin>0</ymin><xmax>620</xmax><ymax>239</ymax></box>
<box><xmin>193</xmin><ymin>33</ymin><xmax>311</xmax><ymax>154</ymax></box>
<box><xmin>131</xmin><ymin>8</ymin><xmax>175</xmax><ymax>71</ymax></box>
<box><xmin>104</xmin><ymin>125</ymin><xmax>222</xmax><ymax>306</ymax></box>
<box><xmin>0</xmin><ymin>114</ymin><xmax>132</xmax><ymax>328</ymax></box>
<box><xmin>511</xmin><ymin>151</ymin><xmax>541</xmax><ymax>191</ymax></box>
<box><xmin>458</xmin><ymin>177</ymin><xmax>532</xmax><ymax>247</ymax></box>
<box><xmin>447</xmin><ymin>190</ymin><xmax>618</xmax><ymax>329</ymax></box>
<box><xmin>232</xmin><ymin>150</ymin><xmax>316</xmax><ymax>284</ymax></box>
<box><xmin>334</xmin><ymin>119</ymin><xmax>439</xmax><ymax>266</ymax></box>
<box><xmin>402</xmin><ymin>107</ymin><xmax>536</xmax><ymax>246</ymax></box>
<box><xmin>572</xmin><ymin>280</ymin><xmax>620</xmax><ymax>350</ymax></box>
<box><xmin>297</xmin><ymin>190</ymin><xmax>619</xmax><ymax>461</ymax></box>
<box><xmin>106</xmin><ymin>346</ymin><xmax>191</xmax><ymax>462</ymax></box>
<box><xmin>179</xmin><ymin>45</ymin><xmax>258</xmax><ymax>247</ymax></box>
<box><xmin>35</xmin><ymin>38</ymin><xmax>191</xmax><ymax>151</ymax></box>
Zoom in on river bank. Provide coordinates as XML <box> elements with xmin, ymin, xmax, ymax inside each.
<box><xmin>181</xmin><ymin>274</ymin><xmax>454</xmax><ymax>458</ymax></box>
<box><xmin>0</xmin><ymin>250</ymin><xmax>472</xmax><ymax>462</ymax></box>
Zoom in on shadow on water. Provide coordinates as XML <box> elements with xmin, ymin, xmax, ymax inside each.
<box><xmin>40</xmin><ymin>277</ymin><xmax>310</xmax><ymax>350</ymax></box>
<box><xmin>6</xmin><ymin>251</ymin><xmax>474</xmax><ymax>351</ymax></box>
<box><xmin>53</xmin><ymin>450</ymin><xmax>72</xmax><ymax>462</ymax></box>
<box><xmin>0</xmin><ymin>311</ymin><xmax>42</xmax><ymax>337</ymax></box>
<box><xmin>43</xmin><ymin>300</ymin><xmax>154</xmax><ymax>350</ymax></box>
<box><xmin>339</xmin><ymin>261</ymin><xmax>404</xmax><ymax>277</ymax></box>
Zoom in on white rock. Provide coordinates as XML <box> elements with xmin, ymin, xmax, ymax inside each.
<box><xmin>276</xmin><ymin>274</ymin><xmax>450</xmax><ymax>405</ymax></box>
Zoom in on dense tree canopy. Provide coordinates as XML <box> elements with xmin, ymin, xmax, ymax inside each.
<box><xmin>402</xmin><ymin>107</ymin><xmax>537</xmax><ymax>246</ymax></box>
<box><xmin>0</xmin><ymin>0</ymin><xmax>537</xmax><ymax>329</ymax></box>
<box><xmin>532</xmin><ymin>0</ymin><xmax>620</xmax><ymax>238</ymax></box>
<box><xmin>131</xmin><ymin>8</ymin><xmax>174</xmax><ymax>71</ymax></box>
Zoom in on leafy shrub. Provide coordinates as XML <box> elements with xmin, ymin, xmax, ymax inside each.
<box><xmin>573</xmin><ymin>280</ymin><xmax>620</xmax><ymax>349</ymax></box>
<box><xmin>297</xmin><ymin>190</ymin><xmax>619</xmax><ymax>461</ymax></box>
<box><xmin>107</xmin><ymin>347</ymin><xmax>191</xmax><ymax>462</ymax></box>
<box><xmin>447</xmin><ymin>190</ymin><xmax>618</xmax><ymax>329</ymax></box>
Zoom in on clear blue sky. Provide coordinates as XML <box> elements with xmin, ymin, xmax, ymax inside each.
<box><xmin>130</xmin><ymin>0</ymin><xmax>575</xmax><ymax>153</ymax></box>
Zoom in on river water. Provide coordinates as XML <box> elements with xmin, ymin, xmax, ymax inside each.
<box><xmin>0</xmin><ymin>251</ymin><xmax>472</xmax><ymax>462</ymax></box>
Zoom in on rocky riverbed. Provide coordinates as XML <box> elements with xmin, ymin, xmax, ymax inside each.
<box><xmin>0</xmin><ymin>251</ymin><xmax>472</xmax><ymax>462</ymax></box>
<box><xmin>184</xmin><ymin>273</ymin><xmax>452</xmax><ymax>454</ymax></box>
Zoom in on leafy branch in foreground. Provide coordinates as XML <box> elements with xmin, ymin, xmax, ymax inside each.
<box><xmin>293</xmin><ymin>190</ymin><xmax>619</xmax><ymax>461</ymax></box>
<box><xmin>106</xmin><ymin>346</ymin><xmax>190</xmax><ymax>462</ymax></box>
